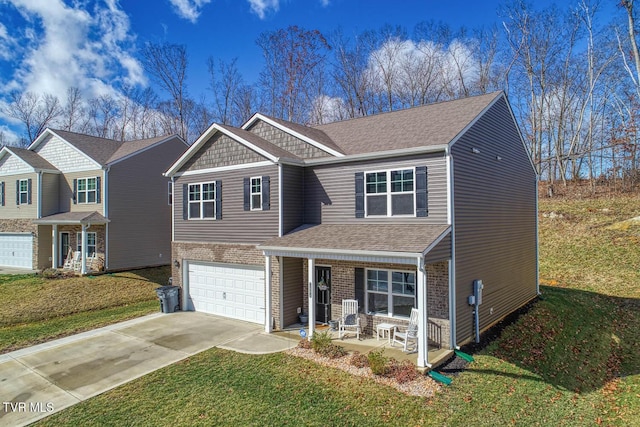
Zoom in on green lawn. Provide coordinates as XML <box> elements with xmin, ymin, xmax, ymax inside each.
<box><xmin>0</xmin><ymin>266</ymin><xmax>169</xmax><ymax>353</ymax></box>
<box><xmin>29</xmin><ymin>194</ymin><xmax>640</xmax><ymax>425</ymax></box>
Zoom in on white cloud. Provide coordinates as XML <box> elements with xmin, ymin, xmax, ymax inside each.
<box><xmin>168</xmin><ymin>0</ymin><xmax>211</xmax><ymax>23</ymax></box>
<box><xmin>1</xmin><ymin>0</ymin><xmax>143</xmax><ymax>102</ymax></box>
<box><xmin>248</xmin><ymin>0</ymin><xmax>279</xmax><ymax>20</ymax></box>
<box><xmin>319</xmin><ymin>0</ymin><xmax>330</xmax><ymax>6</ymax></box>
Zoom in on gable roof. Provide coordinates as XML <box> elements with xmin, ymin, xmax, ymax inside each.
<box><xmin>313</xmin><ymin>91</ymin><xmax>503</xmax><ymax>155</ymax></box>
<box><xmin>243</xmin><ymin>113</ymin><xmax>345</xmax><ymax>157</ymax></box>
<box><xmin>0</xmin><ymin>146</ymin><xmax>58</xmax><ymax>172</ymax></box>
<box><xmin>28</xmin><ymin>129</ymin><xmax>184</xmax><ymax>168</ymax></box>
<box><xmin>165</xmin><ymin>123</ymin><xmax>303</xmax><ymax>177</ymax></box>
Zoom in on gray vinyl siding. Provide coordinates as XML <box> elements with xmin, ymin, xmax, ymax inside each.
<box><xmin>282</xmin><ymin>257</ymin><xmax>304</xmax><ymax>327</ymax></box>
<box><xmin>281</xmin><ymin>165</ymin><xmax>304</xmax><ymax>234</ymax></box>
<box><xmin>0</xmin><ymin>172</ymin><xmax>37</xmax><ymax>219</ymax></box>
<box><xmin>174</xmin><ymin>164</ymin><xmax>279</xmax><ymax>243</ymax></box>
<box><xmin>107</xmin><ymin>138</ymin><xmax>186</xmax><ymax>270</ymax></box>
<box><xmin>451</xmin><ymin>96</ymin><xmax>538</xmax><ymax>345</ymax></box>
<box><xmin>424</xmin><ymin>233</ymin><xmax>451</xmax><ymax>264</ymax></box>
<box><xmin>60</xmin><ymin>170</ymin><xmax>104</xmax><ymax>213</ymax></box>
<box><xmin>303</xmin><ymin>153</ymin><xmax>448</xmax><ymax>225</ymax></box>
<box><xmin>40</xmin><ymin>173</ymin><xmax>59</xmax><ymax>217</ymax></box>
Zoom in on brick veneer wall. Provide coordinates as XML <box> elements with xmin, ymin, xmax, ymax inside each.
<box><xmin>171</xmin><ymin>241</ymin><xmax>281</xmax><ymax>328</ymax></box>
<box><xmin>300</xmin><ymin>259</ymin><xmax>450</xmax><ymax>349</ymax></box>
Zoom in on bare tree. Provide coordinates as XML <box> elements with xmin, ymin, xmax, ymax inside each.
<box><xmin>3</xmin><ymin>91</ymin><xmax>63</xmax><ymax>143</ymax></box>
<box><xmin>257</xmin><ymin>25</ymin><xmax>331</xmax><ymax>122</ymax></box>
<box><xmin>208</xmin><ymin>57</ymin><xmax>245</xmax><ymax>125</ymax></box>
<box><xmin>141</xmin><ymin>42</ymin><xmax>190</xmax><ymax>140</ymax></box>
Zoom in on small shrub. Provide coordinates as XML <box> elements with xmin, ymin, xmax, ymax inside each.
<box><xmin>318</xmin><ymin>343</ymin><xmax>347</xmax><ymax>359</ymax></box>
<box><xmin>310</xmin><ymin>330</ymin><xmax>333</xmax><ymax>352</ymax></box>
<box><xmin>350</xmin><ymin>351</ymin><xmax>369</xmax><ymax>368</ymax></box>
<box><xmin>41</xmin><ymin>268</ymin><xmax>61</xmax><ymax>279</ymax></box>
<box><xmin>368</xmin><ymin>349</ymin><xmax>389</xmax><ymax>376</ymax></box>
<box><xmin>297</xmin><ymin>339</ymin><xmax>311</xmax><ymax>349</ymax></box>
<box><xmin>388</xmin><ymin>359</ymin><xmax>419</xmax><ymax>383</ymax></box>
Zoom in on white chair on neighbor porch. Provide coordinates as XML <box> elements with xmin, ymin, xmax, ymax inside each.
<box><xmin>392</xmin><ymin>308</ymin><xmax>419</xmax><ymax>352</ymax></box>
<box><xmin>338</xmin><ymin>299</ymin><xmax>361</xmax><ymax>340</ymax></box>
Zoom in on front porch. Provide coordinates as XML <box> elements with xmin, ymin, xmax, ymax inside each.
<box><xmin>275</xmin><ymin>323</ymin><xmax>453</xmax><ymax>369</ymax></box>
<box><xmin>259</xmin><ymin>223</ymin><xmax>453</xmax><ymax>369</ymax></box>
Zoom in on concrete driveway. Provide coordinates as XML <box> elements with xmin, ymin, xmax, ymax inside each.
<box><xmin>0</xmin><ymin>312</ymin><xmax>297</xmax><ymax>426</ymax></box>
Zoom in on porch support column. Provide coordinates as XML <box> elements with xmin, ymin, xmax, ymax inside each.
<box><xmin>264</xmin><ymin>255</ymin><xmax>272</xmax><ymax>333</ymax></box>
<box><xmin>307</xmin><ymin>258</ymin><xmax>315</xmax><ymax>340</ymax></box>
<box><xmin>417</xmin><ymin>256</ymin><xmax>430</xmax><ymax>368</ymax></box>
<box><xmin>51</xmin><ymin>224</ymin><xmax>58</xmax><ymax>268</ymax></box>
<box><xmin>80</xmin><ymin>225</ymin><xmax>88</xmax><ymax>275</ymax></box>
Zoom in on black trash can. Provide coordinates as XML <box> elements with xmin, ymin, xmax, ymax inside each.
<box><xmin>156</xmin><ymin>286</ymin><xmax>180</xmax><ymax>313</ymax></box>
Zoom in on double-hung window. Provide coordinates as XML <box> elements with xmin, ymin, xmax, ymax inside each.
<box><xmin>77</xmin><ymin>178</ymin><xmax>97</xmax><ymax>203</ymax></box>
<box><xmin>365</xmin><ymin>169</ymin><xmax>415</xmax><ymax>216</ymax></box>
<box><xmin>250</xmin><ymin>177</ymin><xmax>262</xmax><ymax>210</ymax></box>
<box><xmin>18</xmin><ymin>179</ymin><xmax>28</xmax><ymax>205</ymax></box>
<box><xmin>76</xmin><ymin>232</ymin><xmax>97</xmax><ymax>256</ymax></box>
<box><xmin>366</xmin><ymin>269</ymin><xmax>416</xmax><ymax>318</ymax></box>
<box><xmin>188</xmin><ymin>182</ymin><xmax>216</xmax><ymax>219</ymax></box>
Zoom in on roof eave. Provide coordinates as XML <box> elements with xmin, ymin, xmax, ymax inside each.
<box><xmin>258</xmin><ymin>245</ymin><xmax>423</xmax><ymax>260</ymax></box>
<box><xmin>303</xmin><ymin>144</ymin><xmax>449</xmax><ymax>166</ymax></box>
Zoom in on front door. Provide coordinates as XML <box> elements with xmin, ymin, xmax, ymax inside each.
<box><xmin>59</xmin><ymin>232</ymin><xmax>70</xmax><ymax>267</ymax></box>
<box><xmin>315</xmin><ymin>266</ymin><xmax>331</xmax><ymax>324</ymax></box>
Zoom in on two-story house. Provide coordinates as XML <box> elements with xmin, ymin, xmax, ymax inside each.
<box><xmin>164</xmin><ymin>91</ymin><xmax>538</xmax><ymax>368</ymax></box>
<box><xmin>0</xmin><ymin>129</ymin><xmax>188</xmax><ymax>273</ymax></box>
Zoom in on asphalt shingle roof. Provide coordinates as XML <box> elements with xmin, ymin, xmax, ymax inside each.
<box><xmin>259</xmin><ymin>224</ymin><xmax>450</xmax><ymax>255</ymax></box>
<box><xmin>5</xmin><ymin>146</ymin><xmax>57</xmax><ymax>171</ymax></box>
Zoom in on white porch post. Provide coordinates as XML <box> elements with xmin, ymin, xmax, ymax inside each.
<box><xmin>51</xmin><ymin>224</ymin><xmax>58</xmax><ymax>268</ymax></box>
<box><xmin>80</xmin><ymin>225</ymin><xmax>88</xmax><ymax>275</ymax></box>
<box><xmin>417</xmin><ymin>257</ymin><xmax>430</xmax><ymax>368</ymax></box>
<box><xmin>307</xmin><ymin>258</ymin><xmax>315</xmax><ymax>340</ymax></box>
<box><xmin>264</xmin><ymin>255</ymin><xmax>272</xmax><ymax>333</ymax></box>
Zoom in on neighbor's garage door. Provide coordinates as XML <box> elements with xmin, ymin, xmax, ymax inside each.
<box><xmin>187</xmin><ymin>262</ymin><xmax>265</xmax><ymax>324</ymax></box>
<box><xmin>0</xmin><ymin>233</ymin><xmax>33</xmax><ymax>269</ymax></box>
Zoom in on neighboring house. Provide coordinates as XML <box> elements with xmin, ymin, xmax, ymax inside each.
<box><xmin>0</xmin><ymin>129</ymin><xmax>188</xmax><ymax>273</ymax></box>
<box><xmin>164</xmin><ymin>91</ymin><xmax>538</xmax><ymax>367</ymax></box>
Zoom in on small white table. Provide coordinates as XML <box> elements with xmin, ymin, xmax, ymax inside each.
<box><xmin>376</xmin><ymin>323</ymin><xmax>397</xmax><ymax>343</ymax></box>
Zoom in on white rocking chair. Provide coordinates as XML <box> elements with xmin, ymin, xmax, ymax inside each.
<box><xmin>338</xmin><ymin>299</ymin><xmax>361</xmax><ymax>340</ymax></box>
<box><xmin>392</xmin><ymin>308</ymin><xmax>419</xmax><ymax>352</ymax></box>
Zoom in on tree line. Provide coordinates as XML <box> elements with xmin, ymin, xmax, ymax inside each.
<box><xmin>2</xmin><ymin>0</ymin><xmax>638</xmax><ymax>192</ymax></box>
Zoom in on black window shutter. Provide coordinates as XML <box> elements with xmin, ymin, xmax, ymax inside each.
<box><xmin>355</xmin><ymin>172</ymin><xmax>364</xmax><ymax>218</ymax></box>
<box><xmin>27</xmin><ymin>178</ymin><xmax>32</xmax><ymax>204</ymax></box>
<box><xmin>0</xmin><ymin>181</ymin><xmax>4</xmax><ymax>206</ymax></box>
<box><xmin>96</xmin><ymin>176</ymin><xmax>101</xmax><ymax>203</ymax></box>
<box><xmin>262</xmin><ymin>176</ymin><xmax>270</xmax><ymax>210</ymax></box>
<box><xmin>182</xmin><ymin>184</ymin><xmax>188</xmax><ymax>220</ymax></box>
<box><xmin>16</xmin><ymin>180</ymin><xmax>19</xmax><ymax>205</ymax></box>
<box><xmin>72</xmin><ymin>179</ymin><xmax>77</xmax><ymax>204</ymax></box>
<box><xmin>354</xmin><ymin>268</ymin><xmax>365</xmax><ymax>313</ymax></box>
<box><xmin>215</xmin><ymin>181</ymin><xmax>222</xmax><ymax>220</ymax></box>
<box><xmin>243</xmin><ymin>177</ymin><xmax>250</xmax><ymax>211</ymax></box>
<box><xmin>415</xmin><ymin>166</ymin><xmax>428</xmax><ymax>217</ymax></box>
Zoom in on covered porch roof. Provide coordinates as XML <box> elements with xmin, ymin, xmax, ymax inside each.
<box><xmin>33</xmin><ymin>211</ymin><xmax>110</xmax><ymax>226</ymax></box>
<box><xmin>259</xmin><ymin>223</ymin><xmax>451</xmax><ymax>264</ymax></box>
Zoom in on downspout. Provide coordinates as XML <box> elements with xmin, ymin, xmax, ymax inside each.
<box><xmin>37</xmin><ymin>171</ymin><xmax>42</xmax><ymax>219</ymax></box>
<box><xmin>278</xmin><ymin>164</ymin><xmax>283</xmax><ymax>237</ymax></box>
<box><xmin>171</xmin><ymin>177</ymin><xmax>176</xmax><ymax>242</ymax></box>
<box><xmin>446</xmin><ymin>148</ymin><xmax>458</xmax><ymax>350</ymax></box>
<box><xmin>103</xmin><ymin>167</ymin><xmax>109</xmax><ymax>271</ymax></box>
<box><xmin>417</xmin><ymin>256</ymin><xmax>430</xmax><ymax>368</ymax></box>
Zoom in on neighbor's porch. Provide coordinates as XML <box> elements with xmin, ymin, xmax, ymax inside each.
<box><xmin>33</xmin><ymin>212</ymin><xmax>109</xmax><ymax>274</ymax></box>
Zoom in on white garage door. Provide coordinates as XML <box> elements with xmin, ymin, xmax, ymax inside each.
<box><xmin>0</xmin><ymin>233</ymin><xmax>33</xmax><ymax>269</ymax></box>
<box><xmin>187</xmin><ymin>262</ymin><xmax>265</xmax><ymax>324</ymax></box>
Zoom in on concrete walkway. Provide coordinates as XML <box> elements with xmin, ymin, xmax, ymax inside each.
<box><xmin>0</xmin><ymin>312</ymin><xmax>298</xmax><ymax>426</ymax></box>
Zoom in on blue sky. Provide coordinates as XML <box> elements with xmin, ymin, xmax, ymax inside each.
<box><xmin>0</xmin><ymin>0</ymin><xmax>618</xmax><ymax>142</ymax></box>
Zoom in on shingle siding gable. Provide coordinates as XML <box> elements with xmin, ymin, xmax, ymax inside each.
<box><xmin>246</xmin><ymin>120</ymin><xmax>333</xmax><ymax>159</ymax></box>
<box><xmin>180</xmin><ymin>133</ymin><xmax>266</xmax><ymax>172</ymax></box>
